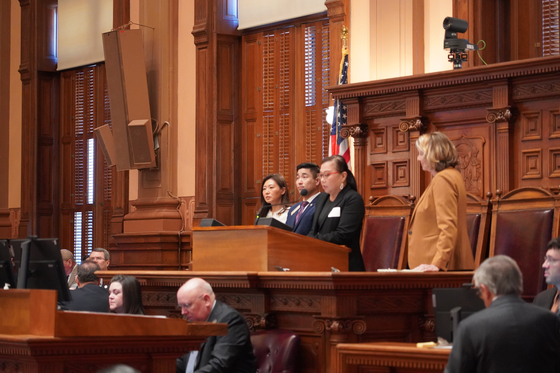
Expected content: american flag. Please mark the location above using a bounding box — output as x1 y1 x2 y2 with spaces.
329 50 350 166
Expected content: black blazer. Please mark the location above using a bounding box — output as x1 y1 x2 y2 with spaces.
308 187 365 271
444 295 560 373
62 283 109 313
534 286 558 310
177 300 256 373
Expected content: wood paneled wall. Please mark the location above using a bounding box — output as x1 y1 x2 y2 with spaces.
330 57 560 202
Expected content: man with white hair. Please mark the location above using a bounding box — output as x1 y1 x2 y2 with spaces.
176 278 255 373
444 255 560 373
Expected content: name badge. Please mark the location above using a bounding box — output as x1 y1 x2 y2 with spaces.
328 207 341 218
290 205 300 216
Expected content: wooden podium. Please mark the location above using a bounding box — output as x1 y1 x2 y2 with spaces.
0 289 227 373
192 225 350 271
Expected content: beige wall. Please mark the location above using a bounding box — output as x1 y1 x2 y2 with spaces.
9 0 21 209
349 0 452 83
424 0 453 73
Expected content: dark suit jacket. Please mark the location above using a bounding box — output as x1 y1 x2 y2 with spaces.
62 283 109 312
285 195 318 236
308 188 365 272
534 286 558 310
177 300 255 373
444 295 560 373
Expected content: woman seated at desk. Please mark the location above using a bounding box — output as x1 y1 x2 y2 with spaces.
257 174 290 224
109 275 145 315
408 132 474 272
308 155 365 272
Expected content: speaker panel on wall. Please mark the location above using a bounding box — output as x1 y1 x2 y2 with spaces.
102 29 156 170
94 124 117 167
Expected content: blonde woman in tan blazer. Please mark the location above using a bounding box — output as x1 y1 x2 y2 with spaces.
407 132 474 272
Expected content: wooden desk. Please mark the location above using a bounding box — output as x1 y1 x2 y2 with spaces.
335 342 450 373
192 225 350 271
97 270 472 373
0 289 227 373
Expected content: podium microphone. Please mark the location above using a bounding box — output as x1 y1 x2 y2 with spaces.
256 189 309 219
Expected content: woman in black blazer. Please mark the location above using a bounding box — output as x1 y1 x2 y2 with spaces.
308 155 365 271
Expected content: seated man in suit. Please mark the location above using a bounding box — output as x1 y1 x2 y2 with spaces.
444 255 560 373
88 247 110 271
534 237 560 314
176 278 255 373
61 261 109 312
285 162 321 235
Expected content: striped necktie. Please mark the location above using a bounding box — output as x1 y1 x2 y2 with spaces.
295 201 309 224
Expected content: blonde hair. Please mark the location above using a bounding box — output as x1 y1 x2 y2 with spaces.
416 132 458 172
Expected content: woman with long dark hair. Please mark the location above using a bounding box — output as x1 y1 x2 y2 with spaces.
108 275 145 315
308 155 365 271
257 173 290 224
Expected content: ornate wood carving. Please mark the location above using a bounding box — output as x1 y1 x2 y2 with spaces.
313 318 366 335
453 135 485 197
358 294 422 312
398 117 427 133
245 313 276 331
340 123 368 140
513 80 560 100
486 108 515 123
423 89 493 111
363 100 406 119
270 295 322 312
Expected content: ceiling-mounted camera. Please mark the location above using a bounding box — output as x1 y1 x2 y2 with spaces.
443 17 478 69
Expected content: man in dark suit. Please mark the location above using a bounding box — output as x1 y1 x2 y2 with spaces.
444 255 560 373
176 278 255 373
62 261 109 312
534 237 560 312
285 162 321 235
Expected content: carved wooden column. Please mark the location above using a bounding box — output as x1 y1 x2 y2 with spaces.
341 98 368 194
487 83 515 194
18 0 58 238
325 0 349 89
400 95 427 199
193 0 240 226
108 0 131 245
313 317 366 373
111 0 186 270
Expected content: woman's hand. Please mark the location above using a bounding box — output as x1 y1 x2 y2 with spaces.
412 264 440 272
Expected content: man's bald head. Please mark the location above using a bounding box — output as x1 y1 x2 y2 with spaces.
177 278 215 321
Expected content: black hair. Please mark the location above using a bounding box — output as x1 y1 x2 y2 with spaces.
258 174 290 217
296 162 320 178
110 275 145 315
77 261 100 284
321 155 357 191
547 237 560 250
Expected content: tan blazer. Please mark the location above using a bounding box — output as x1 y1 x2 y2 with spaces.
407 167 474 270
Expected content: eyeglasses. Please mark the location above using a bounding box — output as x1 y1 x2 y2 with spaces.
319 171 340 181
544 256 560 264
178 294 204 310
